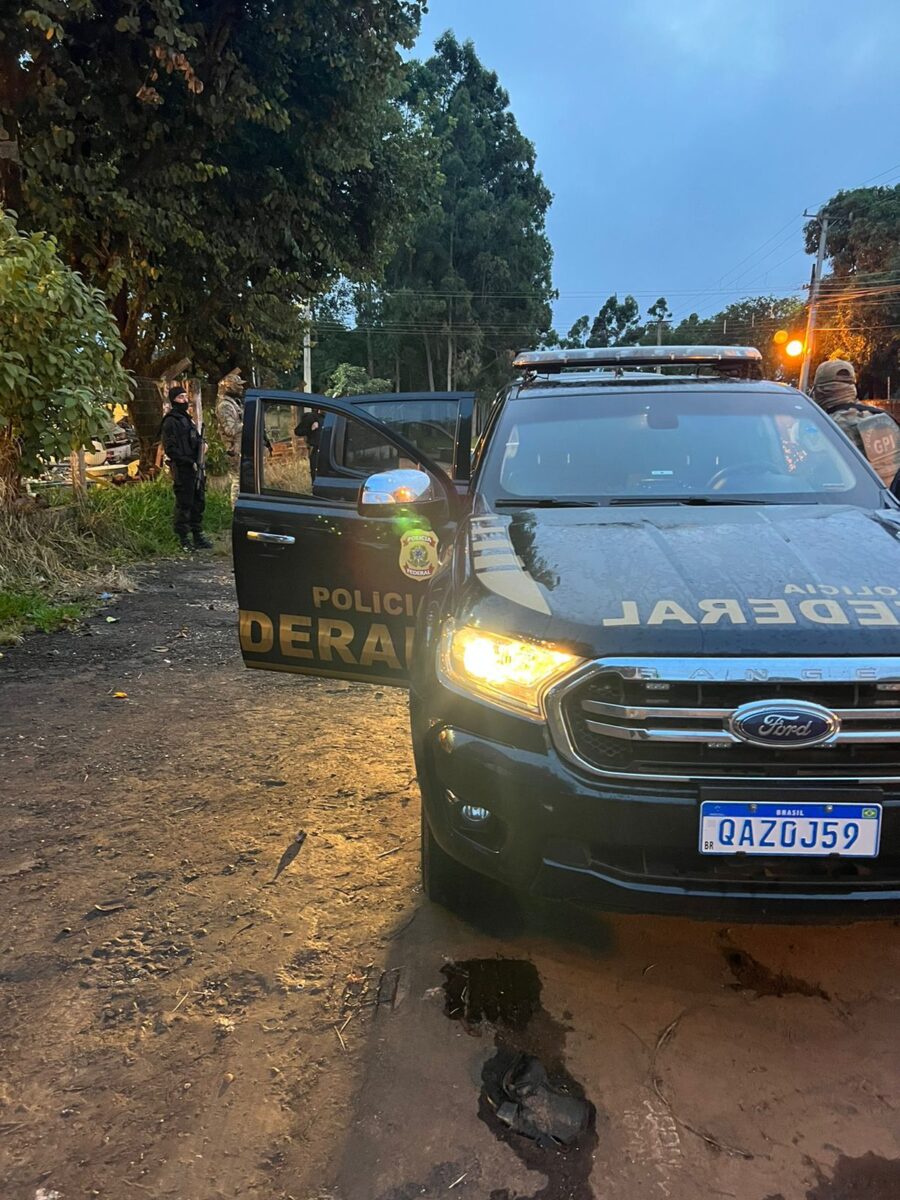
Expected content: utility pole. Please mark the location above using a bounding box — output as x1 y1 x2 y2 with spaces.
798 210 829 393
302 301 312 393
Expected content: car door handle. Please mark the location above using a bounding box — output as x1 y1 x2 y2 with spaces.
246 531 296 545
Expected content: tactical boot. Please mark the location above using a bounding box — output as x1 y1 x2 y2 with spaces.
179 538 194 553
192 532 214 550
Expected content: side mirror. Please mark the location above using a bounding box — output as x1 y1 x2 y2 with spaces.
358 468 441 517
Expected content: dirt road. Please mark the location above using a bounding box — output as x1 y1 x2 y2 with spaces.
2 559 900 1200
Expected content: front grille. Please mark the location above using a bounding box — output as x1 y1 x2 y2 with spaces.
550 658 900 782
584 843 900 888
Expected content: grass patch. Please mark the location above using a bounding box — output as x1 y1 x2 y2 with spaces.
82 476 233 557
0 590 91 645
0 476 233 643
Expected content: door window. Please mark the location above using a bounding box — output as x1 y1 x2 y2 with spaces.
258 398 443 503
343 398 461 477
260 401 322 497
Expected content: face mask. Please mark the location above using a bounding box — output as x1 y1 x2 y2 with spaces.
814 379 857 410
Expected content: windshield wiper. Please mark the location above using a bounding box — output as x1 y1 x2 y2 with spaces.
607 496 768 506
496 495 790 509
494 498 603 508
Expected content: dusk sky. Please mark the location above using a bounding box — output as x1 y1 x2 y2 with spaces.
414 0 900 335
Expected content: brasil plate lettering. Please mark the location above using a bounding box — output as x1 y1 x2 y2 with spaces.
699 801 881 858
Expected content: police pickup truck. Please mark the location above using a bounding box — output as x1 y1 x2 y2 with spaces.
233 346 900 920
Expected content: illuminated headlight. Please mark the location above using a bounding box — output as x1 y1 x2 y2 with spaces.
439 622 583 719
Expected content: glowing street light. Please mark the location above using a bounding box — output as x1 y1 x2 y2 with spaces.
785 338 804 358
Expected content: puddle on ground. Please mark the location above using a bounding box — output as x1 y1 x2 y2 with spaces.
805 1153 900 1200
442 957 541 1028
441 958 598 1200
724 947 829 1000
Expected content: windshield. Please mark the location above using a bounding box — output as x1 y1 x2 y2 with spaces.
479 388 885 507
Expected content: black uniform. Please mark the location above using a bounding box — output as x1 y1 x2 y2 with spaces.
161 405 205 541
295 408 323 478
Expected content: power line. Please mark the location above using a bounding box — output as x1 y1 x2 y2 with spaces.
860 161 900 186
733 248 809 293
722 226 806 290
670 212 809 326
805 162 900 214
716 215 804 288
356 287 801 301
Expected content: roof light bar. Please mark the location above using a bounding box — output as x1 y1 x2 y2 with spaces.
513 345 763 374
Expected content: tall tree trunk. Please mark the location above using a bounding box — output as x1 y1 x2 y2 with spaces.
422 334 435 392
447 332 454 391
127 380 165 478
0 428 23 510
128 406 163 477
0 46 24 215
394 351 400 393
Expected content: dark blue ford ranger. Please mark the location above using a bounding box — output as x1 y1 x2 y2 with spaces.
233 347 900 920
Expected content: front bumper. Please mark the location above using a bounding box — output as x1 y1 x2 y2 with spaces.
414 704 900 922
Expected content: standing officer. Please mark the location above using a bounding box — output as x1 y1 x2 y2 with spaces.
294 406 324 479
216 369 245 505
812 359 900 489
161 385 213 551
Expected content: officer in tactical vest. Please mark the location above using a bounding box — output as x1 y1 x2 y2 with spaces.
216 370 245 505
812 359 900 491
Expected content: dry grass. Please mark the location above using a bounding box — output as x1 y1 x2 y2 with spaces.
0 478 232 642
0 507 131 594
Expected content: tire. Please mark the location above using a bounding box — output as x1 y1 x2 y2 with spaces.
421 805 469 909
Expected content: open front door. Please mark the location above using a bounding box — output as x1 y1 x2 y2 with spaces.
233 391 464 687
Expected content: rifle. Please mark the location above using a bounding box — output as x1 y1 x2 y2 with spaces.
197 421 207 493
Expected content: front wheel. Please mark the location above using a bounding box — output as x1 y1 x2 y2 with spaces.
421 806 471 908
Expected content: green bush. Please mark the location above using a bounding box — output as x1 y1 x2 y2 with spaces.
203 420 230 476
0 212 129 503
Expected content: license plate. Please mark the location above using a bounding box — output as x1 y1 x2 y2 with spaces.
699 801 881 857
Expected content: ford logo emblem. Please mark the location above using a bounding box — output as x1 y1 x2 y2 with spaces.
729 700 840 749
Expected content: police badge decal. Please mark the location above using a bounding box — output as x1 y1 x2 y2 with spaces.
399 530 439 581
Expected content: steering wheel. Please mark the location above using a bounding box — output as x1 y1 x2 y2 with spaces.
706 461 784 492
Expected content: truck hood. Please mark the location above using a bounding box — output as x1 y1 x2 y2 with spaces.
463 504 900 657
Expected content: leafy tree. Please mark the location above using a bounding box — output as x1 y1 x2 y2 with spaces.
804 185 900 395
369 33 554 393
326 364 392 398
666 295 804 377
547 295 654 350
545 293 803 377
0 213 129 505
644 296 673 343
1 1 431 466
563 316 591 348
587 294 642 347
